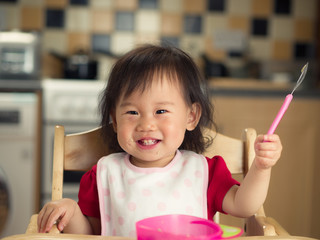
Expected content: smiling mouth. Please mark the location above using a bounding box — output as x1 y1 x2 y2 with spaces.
138 139 160 146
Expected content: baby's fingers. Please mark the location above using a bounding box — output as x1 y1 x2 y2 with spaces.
38 205 64 233
263 134 281 144
37 207 47 232
38 206 55 233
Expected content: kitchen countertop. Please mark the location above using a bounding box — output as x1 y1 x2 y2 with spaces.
209 78 320 98
0 79 42 92
1 78 319 98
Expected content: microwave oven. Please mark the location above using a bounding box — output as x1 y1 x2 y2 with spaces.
0 31 41 80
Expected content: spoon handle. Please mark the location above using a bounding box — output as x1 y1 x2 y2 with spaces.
267 94 293 135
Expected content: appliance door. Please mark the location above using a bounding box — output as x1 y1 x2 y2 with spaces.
42 123 99 207
0 92 37 237
0 167 9 236
0 141 36 237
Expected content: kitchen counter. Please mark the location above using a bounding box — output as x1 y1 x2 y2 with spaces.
1 78 319 98
208 78 320 98
0 80 42 92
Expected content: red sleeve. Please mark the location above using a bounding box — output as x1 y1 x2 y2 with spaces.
78 164 100 218
206 156 240 220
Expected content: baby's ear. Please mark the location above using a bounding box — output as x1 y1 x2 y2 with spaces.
186 103 201 131
110 113 117 132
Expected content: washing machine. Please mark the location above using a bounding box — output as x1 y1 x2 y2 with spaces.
0 92 38 237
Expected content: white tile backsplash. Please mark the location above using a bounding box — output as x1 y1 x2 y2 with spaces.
66 8 91 32
270 17 294 40
136 10 160 34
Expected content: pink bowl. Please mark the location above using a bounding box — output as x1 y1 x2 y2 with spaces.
136 214 232 240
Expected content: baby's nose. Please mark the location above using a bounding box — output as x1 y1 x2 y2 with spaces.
137 117 156 131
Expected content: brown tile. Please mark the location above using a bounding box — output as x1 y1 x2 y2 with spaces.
42 53 64 78
252 0 273 17
204 37 227 61
115 0 137 10
272 40 292 60
67 32 90 54
183 0 205 13
20 6 43 30
161 0 183 12
20 0 44 6
228 0 251 15
91 9 114 33
161 13 182 36
294 19 314 41
228 16 250 33
45 0 68 8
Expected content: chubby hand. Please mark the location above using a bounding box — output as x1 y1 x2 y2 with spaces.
254 134 282 170
37 198 77 233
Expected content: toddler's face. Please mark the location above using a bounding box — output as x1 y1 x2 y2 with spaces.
111 76 200 168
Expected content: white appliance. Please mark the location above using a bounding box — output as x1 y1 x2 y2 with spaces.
0 31 41 80
41 79 106 206
0 92 38 237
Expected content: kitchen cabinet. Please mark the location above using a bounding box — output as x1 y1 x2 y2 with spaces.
210 86 320 238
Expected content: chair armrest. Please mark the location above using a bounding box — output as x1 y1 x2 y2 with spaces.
246 214 277 236
25 214 38 233
266 217 290 236
245 213 289 236
25 214 60 234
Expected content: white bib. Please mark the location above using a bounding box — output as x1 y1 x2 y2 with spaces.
96 150 209 237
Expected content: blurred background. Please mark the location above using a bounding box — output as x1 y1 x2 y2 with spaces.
0 0 319 84
0 0 319 239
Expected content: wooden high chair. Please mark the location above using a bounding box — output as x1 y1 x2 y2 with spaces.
25 125 289 237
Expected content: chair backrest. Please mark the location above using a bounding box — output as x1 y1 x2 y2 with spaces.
51 125 256 202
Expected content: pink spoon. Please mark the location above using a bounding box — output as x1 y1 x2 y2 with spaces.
267 63 308 135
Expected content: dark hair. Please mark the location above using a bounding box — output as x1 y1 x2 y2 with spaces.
99 44 215 153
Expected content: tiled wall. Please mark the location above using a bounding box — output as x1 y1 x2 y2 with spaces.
0 0 318 79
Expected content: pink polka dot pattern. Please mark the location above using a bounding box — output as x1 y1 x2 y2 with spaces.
142 188 152 197
97 150 207 237
157 202 167 211
104 188 110 196
118 216 124 225
170 171 178 178
128 178 136 185
195 170 202 178
105 214 111 222
108 174 115 183
184 178 192 187
128 202 136 211
117 191 125 199
129 230 136 237
156 181 165 187
113 158 120 165
172 190 180 199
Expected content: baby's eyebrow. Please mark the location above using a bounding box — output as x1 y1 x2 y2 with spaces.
119 101 134 108
155 101 175 106
119 101 176 108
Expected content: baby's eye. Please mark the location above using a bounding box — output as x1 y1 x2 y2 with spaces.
126 110 138 115
156 109 167 114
